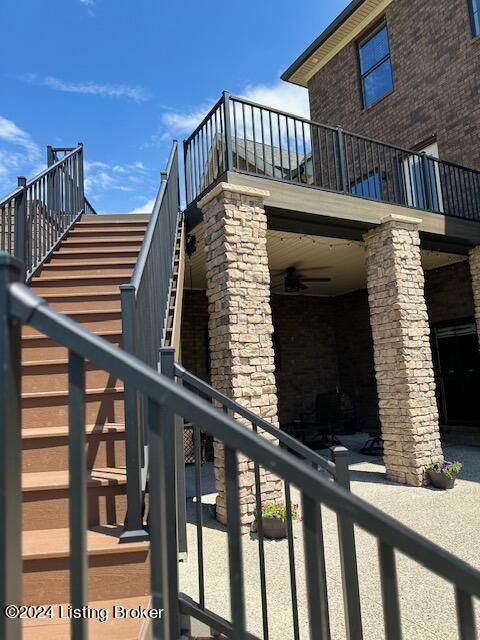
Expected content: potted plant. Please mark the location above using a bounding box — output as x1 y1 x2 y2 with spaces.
260 501 299 539
426 460 462 490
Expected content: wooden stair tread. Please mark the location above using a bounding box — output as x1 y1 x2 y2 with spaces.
62 237 145 244
33 308 120 317
22 329 121 341
23 385 124 400
23 424 125 439
23 467 127 492
72 226 148 234
54 245 141 253
32 274 129 283
22 595 150 640
23 524 147 559
39 293 121 303
43 260 137 268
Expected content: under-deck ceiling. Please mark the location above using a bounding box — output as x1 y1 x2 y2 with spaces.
185 227 465 297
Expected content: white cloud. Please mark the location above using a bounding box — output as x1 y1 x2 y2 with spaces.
84 159 152 200
80 0 94 4
23 74 149 102
160 81 309 136
0 116 41 185
127 198 156 214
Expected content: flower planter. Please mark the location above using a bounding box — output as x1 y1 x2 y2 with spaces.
262 517 288 540
427 470 458 490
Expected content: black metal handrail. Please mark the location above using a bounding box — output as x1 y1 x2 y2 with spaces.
120 140 181 542
0 143 96 279
174 363 336 475
1 253 479 640
184 92 480 221
173 362 361 639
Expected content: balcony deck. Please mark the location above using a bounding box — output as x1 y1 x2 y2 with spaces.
184 93 480 251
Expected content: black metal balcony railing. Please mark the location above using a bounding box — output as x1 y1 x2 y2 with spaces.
0 143 96 280
184 92 480 221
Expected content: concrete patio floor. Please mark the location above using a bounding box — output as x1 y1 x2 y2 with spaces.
179 435 480 639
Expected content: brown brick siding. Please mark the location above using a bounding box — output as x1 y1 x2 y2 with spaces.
180 289 210 383
424 259 474 323
308 0 480 170
334 290 380 430
271 294 339 424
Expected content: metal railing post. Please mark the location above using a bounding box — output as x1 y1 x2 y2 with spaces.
223 91 234 172
77 142 85 212
331 446 363 640
421 153 433 211
336 127 348 192
0 253 24 640
150 346 180 640
120 284 148 542
159 347 188 558
14 177 27 267
183 140 191 205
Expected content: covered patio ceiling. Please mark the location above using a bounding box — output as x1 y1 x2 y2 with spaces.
185 226 466 297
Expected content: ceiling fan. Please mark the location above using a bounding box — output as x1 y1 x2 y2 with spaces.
271 266 331 293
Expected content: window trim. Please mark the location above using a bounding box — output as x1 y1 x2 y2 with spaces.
468 0 480 36
358 22 394 109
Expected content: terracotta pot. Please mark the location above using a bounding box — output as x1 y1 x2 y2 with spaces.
262 517 288 539
427 470 457 490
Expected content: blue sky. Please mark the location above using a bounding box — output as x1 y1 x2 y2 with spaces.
1 0 350 213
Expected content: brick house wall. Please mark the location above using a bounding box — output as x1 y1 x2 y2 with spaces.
334 290 380 430
424 260 475 323
308 0 480 170
180 289 210 383
270 294 339 424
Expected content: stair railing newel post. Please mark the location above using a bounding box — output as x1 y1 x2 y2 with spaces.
119 283 148 542
151 347 180 640
0 253 24 640
331 446 364 640
223 91 234 173
13 177 27 270
77 142 85 214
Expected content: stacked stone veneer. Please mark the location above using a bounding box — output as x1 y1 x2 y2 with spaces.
364 215 443 486
197 183 282 530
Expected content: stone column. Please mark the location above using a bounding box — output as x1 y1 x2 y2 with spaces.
469 246 480 347
197 182 281 530
363 214 443 486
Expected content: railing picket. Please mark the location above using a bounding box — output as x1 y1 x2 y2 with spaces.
378 541 402 640
68 351 88 640
331 447 363 640
284 478 301 640
194 424 206 607
0 255 23 640
148 391 180 640
455 588 477 640
302 492 331 640
252 423 269 640
225 445 247 639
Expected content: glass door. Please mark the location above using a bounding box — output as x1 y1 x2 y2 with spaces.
433 320 480 425
403 142 444 212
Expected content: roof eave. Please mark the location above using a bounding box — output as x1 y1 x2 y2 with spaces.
281 0 368 85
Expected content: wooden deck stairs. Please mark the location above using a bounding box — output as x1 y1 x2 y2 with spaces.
21 214 153 640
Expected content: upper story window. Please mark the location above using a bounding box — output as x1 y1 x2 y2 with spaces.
358 24 393 108
469 0 480 35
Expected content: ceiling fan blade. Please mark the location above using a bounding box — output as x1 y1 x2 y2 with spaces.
301 277 332 283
